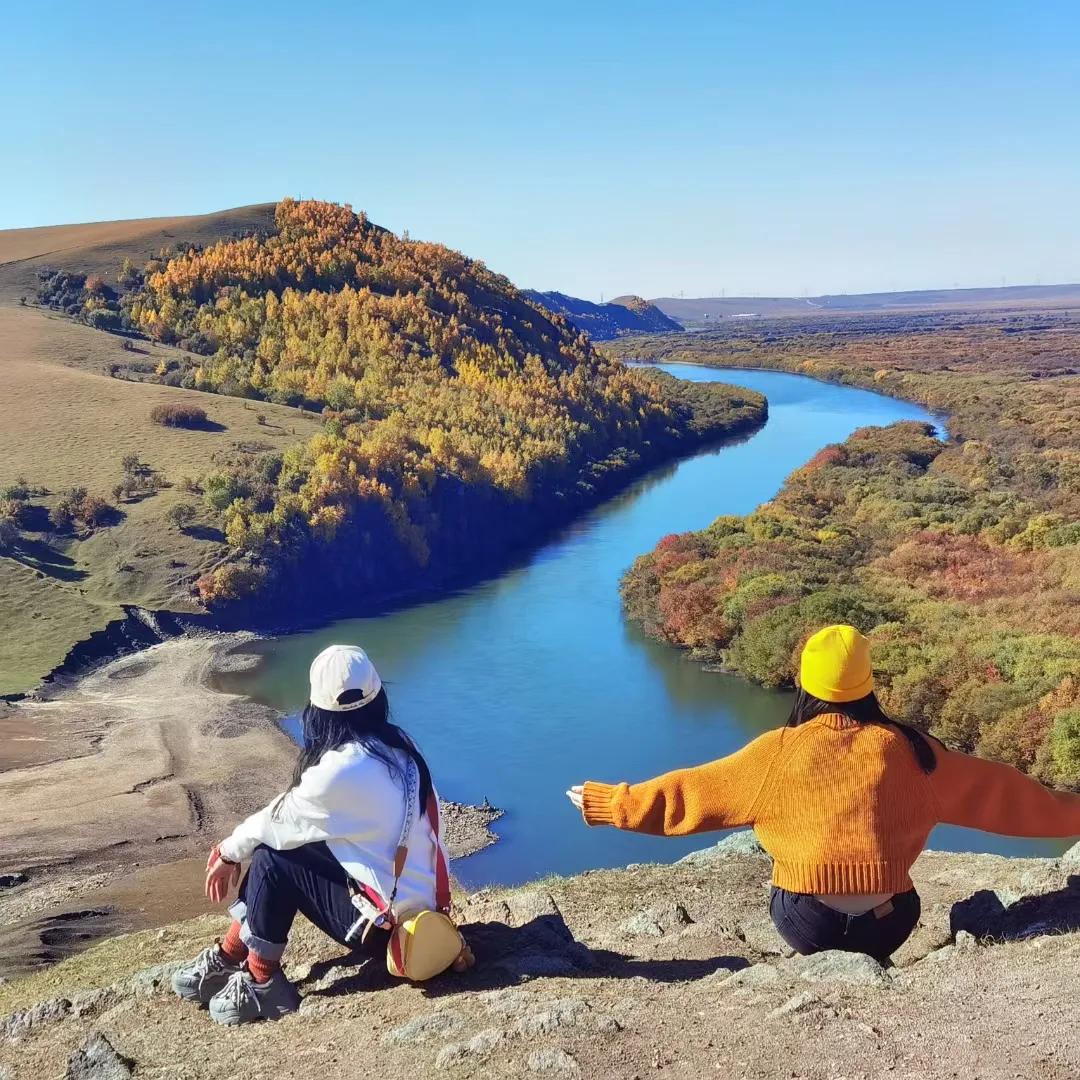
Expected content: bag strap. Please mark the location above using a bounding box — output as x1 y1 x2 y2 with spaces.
386 758 451 919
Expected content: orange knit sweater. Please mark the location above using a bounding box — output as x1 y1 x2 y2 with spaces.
582 716 1080 894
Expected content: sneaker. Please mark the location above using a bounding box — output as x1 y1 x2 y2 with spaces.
171 944 244 1004
209 969 300 1025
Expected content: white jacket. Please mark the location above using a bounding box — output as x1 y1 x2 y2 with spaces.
219 742 442 917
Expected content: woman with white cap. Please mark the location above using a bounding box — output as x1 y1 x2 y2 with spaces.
172 644 448 1024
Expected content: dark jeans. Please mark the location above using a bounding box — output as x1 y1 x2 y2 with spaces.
769 886 921 963
229 842 385 963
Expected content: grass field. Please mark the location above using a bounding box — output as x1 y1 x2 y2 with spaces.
0 207 323 694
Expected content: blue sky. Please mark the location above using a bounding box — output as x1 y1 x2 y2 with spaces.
3 1 1080 298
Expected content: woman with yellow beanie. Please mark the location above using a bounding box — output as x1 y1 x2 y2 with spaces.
567 624 1080 962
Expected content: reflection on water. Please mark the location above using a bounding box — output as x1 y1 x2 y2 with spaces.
218 366 1066 885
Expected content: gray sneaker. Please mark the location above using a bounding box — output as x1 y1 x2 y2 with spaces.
171 944 243 1004
209 969 300 1025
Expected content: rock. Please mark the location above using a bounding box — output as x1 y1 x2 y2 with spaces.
526 1048 580 1073
506 890 562 926
617 902 692 938
789 950 891 986
385 1012 462 1044
954 930 980 953
2 997 72 1040
716 962 782 989
734 913 790 957
595 1014 623 1034
70 987 122 1018
678 830 765 863
1062 840 1080 869
769 990 821 1019
128 962 182 997
434 1028 505 1067
65 1033 133 1080
0 872 28 889
513 998 589 1036
483 988 536 1017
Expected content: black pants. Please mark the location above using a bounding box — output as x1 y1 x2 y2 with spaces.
229 842 385 962
769 886 920 963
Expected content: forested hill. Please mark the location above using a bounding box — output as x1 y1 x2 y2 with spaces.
16 199 764 621
525 290 682 339
608 312 1080 786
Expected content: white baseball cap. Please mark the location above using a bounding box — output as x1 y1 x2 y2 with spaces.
309 644 383 711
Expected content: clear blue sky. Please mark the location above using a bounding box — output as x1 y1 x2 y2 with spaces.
3 1 1080 299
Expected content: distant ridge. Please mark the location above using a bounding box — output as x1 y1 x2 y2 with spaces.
654 282 1080 325
525 290 682 340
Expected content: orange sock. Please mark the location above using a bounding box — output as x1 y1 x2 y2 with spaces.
246 950 277 985
219 921 248 964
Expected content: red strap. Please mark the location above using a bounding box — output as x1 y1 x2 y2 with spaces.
426 793 451 913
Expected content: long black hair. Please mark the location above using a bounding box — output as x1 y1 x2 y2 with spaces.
786 687 938 773
278 686 433 814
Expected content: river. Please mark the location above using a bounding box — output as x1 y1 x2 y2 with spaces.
215 364 1066 885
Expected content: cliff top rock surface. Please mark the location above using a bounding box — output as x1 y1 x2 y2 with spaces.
3 837 1079 1079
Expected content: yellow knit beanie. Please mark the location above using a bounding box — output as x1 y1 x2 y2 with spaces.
799 624 874 703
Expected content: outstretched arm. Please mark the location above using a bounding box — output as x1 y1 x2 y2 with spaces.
930 745 1080 838
570 731 780 837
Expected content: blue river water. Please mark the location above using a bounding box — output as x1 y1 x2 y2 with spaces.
216 364 1067 885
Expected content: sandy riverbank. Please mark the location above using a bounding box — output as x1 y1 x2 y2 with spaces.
0 635 502 978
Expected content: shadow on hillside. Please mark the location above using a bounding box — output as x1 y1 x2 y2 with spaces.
299 913 750 1000
182 524 225 543
950 876 1080 941
10 538 88 582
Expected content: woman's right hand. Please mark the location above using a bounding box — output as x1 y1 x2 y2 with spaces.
205 845 241 904
566 785 585 813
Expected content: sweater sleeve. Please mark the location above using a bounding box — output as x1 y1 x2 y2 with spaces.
930 746 1080 838
219 749 373 862
581 731 780 836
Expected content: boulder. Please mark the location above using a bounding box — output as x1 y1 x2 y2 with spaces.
788 950 890 986
434 1028 505 1067
384 1012 462 1044
526 1048 580 1073
1062 840 1080 870
65 1033 133 1080
678 830 765 863
617 902 693 938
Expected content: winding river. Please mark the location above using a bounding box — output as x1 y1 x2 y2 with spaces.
216 365 1065 885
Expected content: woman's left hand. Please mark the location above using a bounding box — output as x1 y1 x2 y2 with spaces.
205 845 241 904
566 785 585 812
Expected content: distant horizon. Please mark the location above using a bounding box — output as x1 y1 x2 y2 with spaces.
4 3 1080 299
6 199 1080 306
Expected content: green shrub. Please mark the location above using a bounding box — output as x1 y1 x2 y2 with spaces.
150 403 209 428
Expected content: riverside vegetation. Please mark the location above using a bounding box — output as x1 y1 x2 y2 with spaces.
0 201 763 692
609 310 1080 787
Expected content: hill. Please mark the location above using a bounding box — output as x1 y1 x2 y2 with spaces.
2 837 1078 1078
654 283 1080 327
524 289 682 339
607 308 1080 786
0 201 765 695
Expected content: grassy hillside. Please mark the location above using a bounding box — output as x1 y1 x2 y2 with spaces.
0 201 763 694
0 208 315 693
607 311 1080 786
